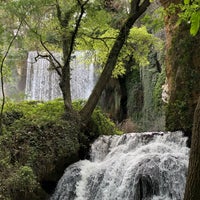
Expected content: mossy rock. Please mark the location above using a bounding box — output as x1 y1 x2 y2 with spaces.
0 99 120 199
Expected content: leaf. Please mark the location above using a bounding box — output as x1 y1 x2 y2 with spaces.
190 12 200 36
184 0 190 5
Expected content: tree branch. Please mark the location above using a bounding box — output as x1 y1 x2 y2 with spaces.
66 0 90 64
82 33 116 51
39 37 62 77
35 51 62 74
55 0 62 23
80 0 150 122
0 21 22 134
131 0 140 13
23 19 62 77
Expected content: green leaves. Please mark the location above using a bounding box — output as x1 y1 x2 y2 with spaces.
190 11 200 35
112 26 161 78
184 0 190 5
181 0 200 36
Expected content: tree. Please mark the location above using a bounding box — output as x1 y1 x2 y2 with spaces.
180 0 200 36
80 0 151 122
160 0 200 135
184 96 200 199
182 0 200 199
3 0 151 124
0 3 22 134
159 1 200 197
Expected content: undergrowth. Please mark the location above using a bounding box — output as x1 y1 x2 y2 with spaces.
0 98 120 199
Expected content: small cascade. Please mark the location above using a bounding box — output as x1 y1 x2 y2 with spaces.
25 51 96 101
51 131 189 200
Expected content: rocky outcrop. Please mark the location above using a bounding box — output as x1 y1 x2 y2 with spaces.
160 0 200 136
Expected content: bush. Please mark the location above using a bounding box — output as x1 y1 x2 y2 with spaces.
7 166 38 194
0 99 120 199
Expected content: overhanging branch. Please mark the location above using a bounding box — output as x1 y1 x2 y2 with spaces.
39 38 62 77
23 19 63 77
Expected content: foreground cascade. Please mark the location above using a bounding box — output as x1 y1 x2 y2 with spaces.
51 131 189 200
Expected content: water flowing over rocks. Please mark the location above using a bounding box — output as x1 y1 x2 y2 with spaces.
51 131 189 200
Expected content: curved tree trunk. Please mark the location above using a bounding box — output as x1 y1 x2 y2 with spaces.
80 0 150 123
184 96 200 200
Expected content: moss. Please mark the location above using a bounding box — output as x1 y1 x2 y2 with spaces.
5 166 39 199
73 100 122 137
0 99 120 199
90 108 122 136
126 68 143 122
126 51 165 131
166 24 200 133
153 69 166 110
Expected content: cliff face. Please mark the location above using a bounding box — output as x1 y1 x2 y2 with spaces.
99 51 166 132
160 0 200 135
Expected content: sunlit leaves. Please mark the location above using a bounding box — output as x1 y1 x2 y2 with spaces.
82 24 161 78
190 11 200 35
92 28 118 64
114 26 161 77
76 7 115 63
184 0 190 5
1 0 162 80
180 0 200 36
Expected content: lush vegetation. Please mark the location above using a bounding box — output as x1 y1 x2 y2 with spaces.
0 99 120 199
0 0 199 199
180 0 200 36
0 0 154 127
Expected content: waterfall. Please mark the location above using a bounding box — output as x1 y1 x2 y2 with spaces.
25 51 95 101
51 131 189 200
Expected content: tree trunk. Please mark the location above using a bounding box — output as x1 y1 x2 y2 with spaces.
184 96 200 200
80 0 150 123
160 0 200 135
59 35 72 112
57 1 87 114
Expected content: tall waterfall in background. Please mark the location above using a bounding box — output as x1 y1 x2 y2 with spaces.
25 51 96 101
51 131 189 200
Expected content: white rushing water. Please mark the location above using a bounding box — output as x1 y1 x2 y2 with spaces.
51 131 189 200
25 51 95 101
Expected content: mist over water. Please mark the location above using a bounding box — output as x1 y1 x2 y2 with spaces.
51 131 189 200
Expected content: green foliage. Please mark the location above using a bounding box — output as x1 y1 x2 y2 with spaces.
91 108 122 136
0 99 80 199
153 69 166 110
4 99 64 125
190 11 200 35
184 0 190 4
7 166 38 193
0 99 120 198
141 7 165 33
179 0 200 36
82 24 162 78
72 100 122 136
